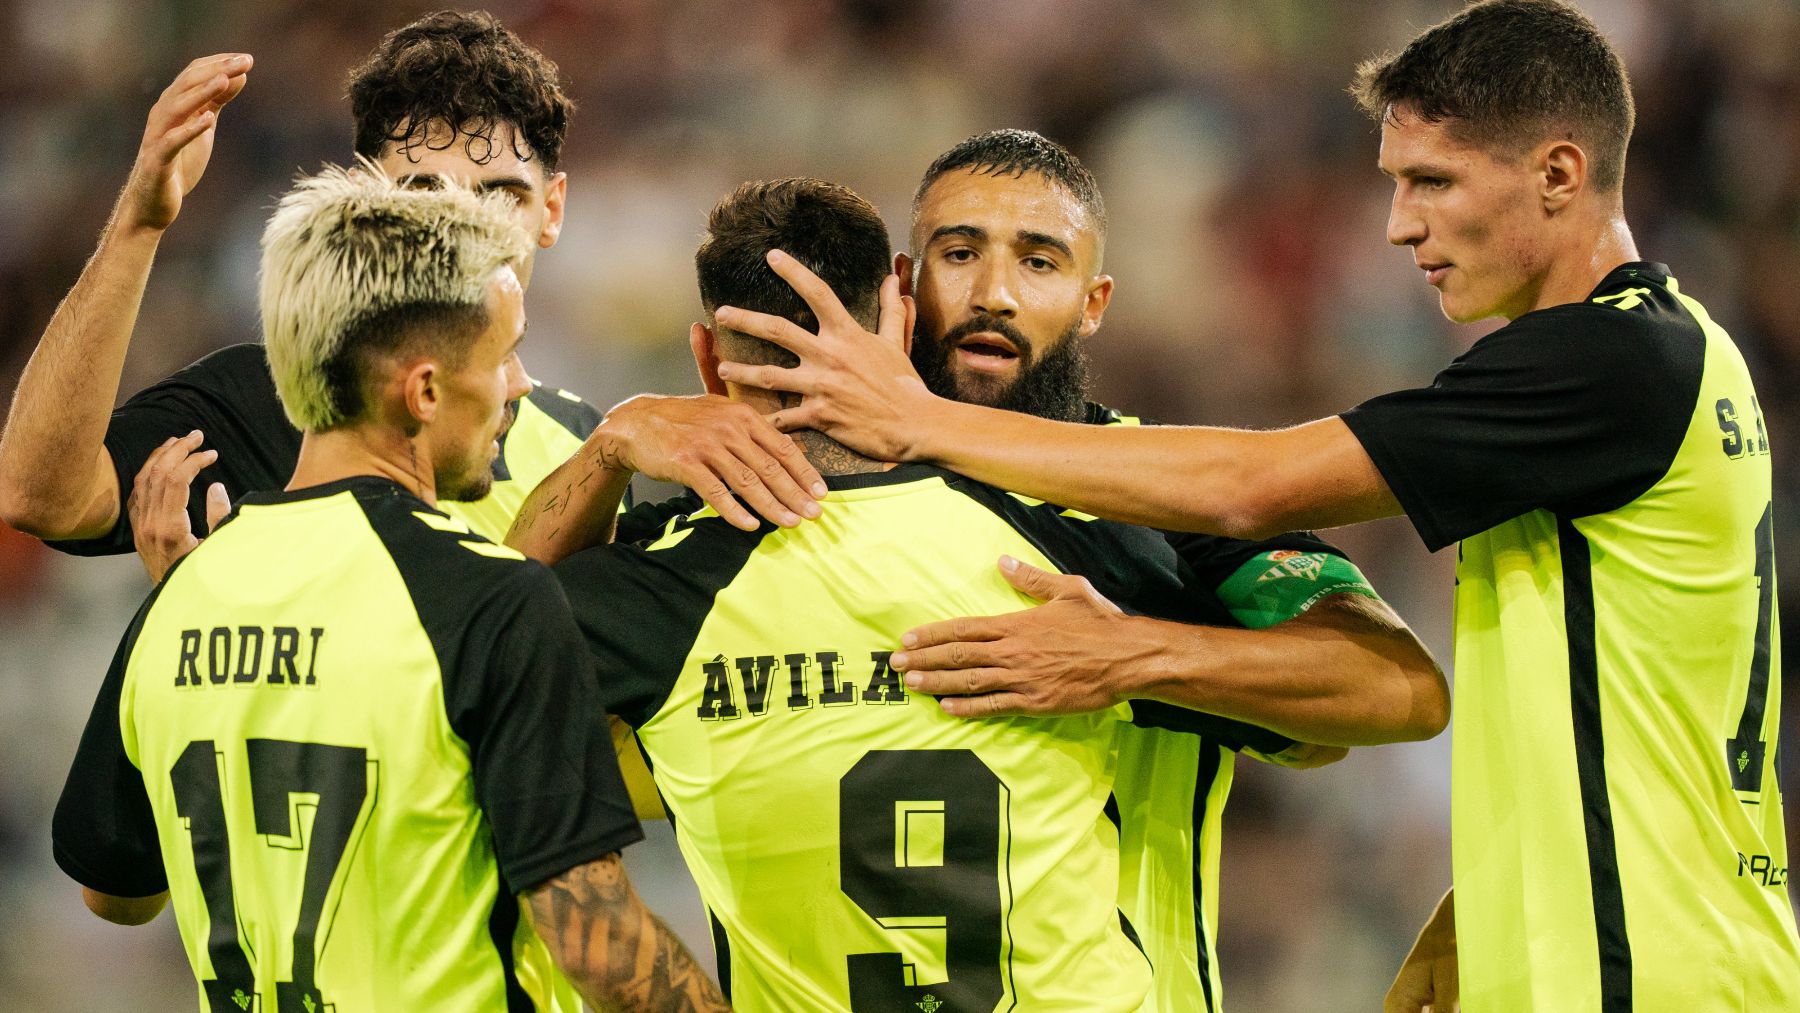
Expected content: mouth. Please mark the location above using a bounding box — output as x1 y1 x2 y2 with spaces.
954 332 1022 374
1418 261 1452 286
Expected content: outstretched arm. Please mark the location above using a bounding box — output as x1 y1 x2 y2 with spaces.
525 855 731 1012
0 53 250 539
711 251 1401 538
894 557 1448 746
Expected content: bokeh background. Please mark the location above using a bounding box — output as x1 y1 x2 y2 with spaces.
2 0 1797 1008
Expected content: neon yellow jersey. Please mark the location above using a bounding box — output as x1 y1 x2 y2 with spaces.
556 465 1294 1012
1344 262 1800 1011
1091 402 1379 1013
48 342 604 556
53 477 641 1012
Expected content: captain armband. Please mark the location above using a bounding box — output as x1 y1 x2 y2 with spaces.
1215 550 1379 629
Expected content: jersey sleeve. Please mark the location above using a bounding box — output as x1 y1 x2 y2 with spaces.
47 344 300 557
1339 304 1702 551
1127 701 1296 755
612 491 704 546
443 567 644 893
552 516 760 727
52 614 166 898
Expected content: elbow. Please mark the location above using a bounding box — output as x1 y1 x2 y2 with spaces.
1395 666 1451 743
82 887 167 926
0 485 68 539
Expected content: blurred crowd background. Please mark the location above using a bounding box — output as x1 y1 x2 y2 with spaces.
2 0 1796 1008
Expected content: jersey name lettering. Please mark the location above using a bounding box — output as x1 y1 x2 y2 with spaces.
174 626 325 688
696 650 908 720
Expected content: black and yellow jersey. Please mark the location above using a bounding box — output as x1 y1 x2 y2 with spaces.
1085 402 1379 1013
557 464 1292 1012
608 408 1382 1013
46 342 604 554
53 476 641 1012
1343 262 1800 1011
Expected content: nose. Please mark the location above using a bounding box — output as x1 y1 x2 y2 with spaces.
971 257 1020 320
504 352 531 401
1386 186 1425 248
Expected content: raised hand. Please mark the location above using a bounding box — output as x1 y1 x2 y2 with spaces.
712 250 941 462
121 53 252 232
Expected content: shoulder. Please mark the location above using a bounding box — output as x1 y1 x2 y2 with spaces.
938 471 1189 614
521 381 602 439
356 485 559 626
1467 266 1702 386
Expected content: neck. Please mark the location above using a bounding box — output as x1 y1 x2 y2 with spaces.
1524 206 1640 316
730 384 890 477
289 426 437 505
792 429 891 477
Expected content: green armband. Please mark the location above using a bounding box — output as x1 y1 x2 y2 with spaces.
1215 550 1379 629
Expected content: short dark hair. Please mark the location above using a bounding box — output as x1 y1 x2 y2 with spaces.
913 129 1106 238
348 10 574 173
1351 0 1634 192
696 179 892 365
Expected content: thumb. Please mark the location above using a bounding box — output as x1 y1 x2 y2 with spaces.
205 483 231 532
997 555 1069 602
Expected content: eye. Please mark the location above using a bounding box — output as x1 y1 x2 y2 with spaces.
942 247 976 263
1023 255 1056 272
1417 176 1450 192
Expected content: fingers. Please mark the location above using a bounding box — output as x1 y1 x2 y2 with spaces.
764 249 859 332
714 360 811 394
902 665 1013 698
711 305 820 358
877 273 907 347
159 53 252 102
726 431 822 522
688 474 762 532
152 56 250 135
765 405 818 434
156 110 217 159
938 692 1031 719
900 614 1009 652
996 555 1077 602
204 482 231 532
750 424 828 499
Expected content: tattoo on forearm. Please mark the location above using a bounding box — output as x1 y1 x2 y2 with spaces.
528 856 730 1012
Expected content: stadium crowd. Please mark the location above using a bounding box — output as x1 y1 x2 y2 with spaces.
1 0 1796 1008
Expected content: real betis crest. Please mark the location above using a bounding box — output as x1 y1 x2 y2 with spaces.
916 995 944 1013
1257 550 1325 583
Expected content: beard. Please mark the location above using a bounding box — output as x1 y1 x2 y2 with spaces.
439 402 513 502
912 312 1090 423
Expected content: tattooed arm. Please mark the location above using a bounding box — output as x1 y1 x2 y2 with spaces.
506 393 822 563
526 854 731 1012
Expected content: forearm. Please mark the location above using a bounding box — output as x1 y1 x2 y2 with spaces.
505 437 634 564
527 856 729 1012
0 220 160 537
911 402 1396 537
1118 596 1448 746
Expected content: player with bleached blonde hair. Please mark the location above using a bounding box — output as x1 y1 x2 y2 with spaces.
51 166 729 1013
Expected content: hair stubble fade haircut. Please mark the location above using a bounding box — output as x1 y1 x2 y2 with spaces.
1350 0 1635 193
911 128 1107 258
696 178 893 368
348 9 574 173
260 162 530 432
